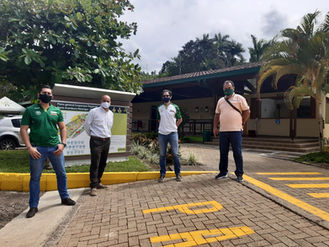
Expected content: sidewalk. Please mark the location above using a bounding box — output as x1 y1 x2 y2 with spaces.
2 144 329 246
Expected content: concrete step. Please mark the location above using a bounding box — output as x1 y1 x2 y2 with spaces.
204 137 319 153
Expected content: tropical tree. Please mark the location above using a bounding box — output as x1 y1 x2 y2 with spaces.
0 0 142 99
160 33 245 77
248 35 270 62
257 11 329 150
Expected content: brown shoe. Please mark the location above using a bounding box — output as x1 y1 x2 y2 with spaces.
90 188 97 196
96 183 108 189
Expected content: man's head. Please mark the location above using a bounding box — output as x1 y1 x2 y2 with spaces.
162 89 172 104
38 85 53 103
101 95 111 109
223 80 235 96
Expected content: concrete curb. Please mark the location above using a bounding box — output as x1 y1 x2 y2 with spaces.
0 171 217 191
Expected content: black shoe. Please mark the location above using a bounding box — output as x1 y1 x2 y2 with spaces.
26 207 38 218
61 197 76 206
176 175 182 182
237 175 244 182
215 173 228 180
158 175 165 183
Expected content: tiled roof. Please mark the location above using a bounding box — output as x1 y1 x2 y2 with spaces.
142 62 260 85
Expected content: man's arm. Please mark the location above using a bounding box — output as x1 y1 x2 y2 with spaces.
54 121 66 156
213 113 220 137
20 125 41 159
176 118 182 127
84 111 93 136
242 109 250 125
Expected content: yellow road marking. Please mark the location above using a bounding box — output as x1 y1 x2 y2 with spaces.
257 172 322 175
142 200 223 215
270 177 329 181
150 226 254 246
287 184 329 188
308 193 329 198
243 174 329 222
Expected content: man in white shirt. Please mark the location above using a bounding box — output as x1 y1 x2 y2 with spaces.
84 95 114 196
157 89 183 183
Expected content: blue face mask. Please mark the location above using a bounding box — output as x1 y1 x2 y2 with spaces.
163 97 170 103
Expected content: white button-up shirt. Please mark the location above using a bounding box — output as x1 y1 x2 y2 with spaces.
84 106 113 138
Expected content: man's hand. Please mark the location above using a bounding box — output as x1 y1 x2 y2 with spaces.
213 128 219 137
28 147 41 160
53 143 65 156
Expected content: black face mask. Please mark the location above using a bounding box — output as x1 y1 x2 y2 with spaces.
39 94 52 103
162 97 170 103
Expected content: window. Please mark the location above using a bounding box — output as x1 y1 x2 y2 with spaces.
260 97 314 119
11 119 21 128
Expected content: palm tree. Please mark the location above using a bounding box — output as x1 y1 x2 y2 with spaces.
257 11 329 151
248 35 270 62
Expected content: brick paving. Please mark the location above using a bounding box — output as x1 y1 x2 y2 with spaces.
56 173 329 246
49 144 329 246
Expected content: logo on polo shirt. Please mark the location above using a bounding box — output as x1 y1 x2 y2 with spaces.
50 111 58 116
35 111 41 115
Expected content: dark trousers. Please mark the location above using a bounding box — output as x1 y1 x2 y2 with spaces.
90 137 111 188
219 131 244 176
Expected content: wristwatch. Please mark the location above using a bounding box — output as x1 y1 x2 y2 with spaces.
60 142 67 148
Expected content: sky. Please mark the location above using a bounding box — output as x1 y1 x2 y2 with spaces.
121 0 328 73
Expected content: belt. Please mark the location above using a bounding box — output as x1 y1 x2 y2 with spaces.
91 136 110 141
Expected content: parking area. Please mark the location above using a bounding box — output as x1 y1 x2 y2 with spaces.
56 174 329 246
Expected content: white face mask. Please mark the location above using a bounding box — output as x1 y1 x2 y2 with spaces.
101 102 110 109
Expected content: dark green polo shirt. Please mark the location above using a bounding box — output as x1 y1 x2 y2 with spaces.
21 104 64 147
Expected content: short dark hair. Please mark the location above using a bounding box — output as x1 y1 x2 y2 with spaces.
39 85 52 93
162 89 172 97
223 80 235 88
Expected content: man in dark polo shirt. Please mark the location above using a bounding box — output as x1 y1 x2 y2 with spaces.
20 85 76 218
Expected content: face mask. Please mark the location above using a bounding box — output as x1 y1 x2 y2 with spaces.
39 94 52 103
101 102 110 108
162 97 170 103
224 88 234 96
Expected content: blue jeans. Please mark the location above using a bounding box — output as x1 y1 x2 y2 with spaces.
219 131 244 176
158 132 181 176
29 146 69 208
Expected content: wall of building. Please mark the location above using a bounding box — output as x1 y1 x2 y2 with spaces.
248 118 318 137
132 97 215 132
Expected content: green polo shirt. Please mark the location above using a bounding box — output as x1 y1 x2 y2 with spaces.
21 104 64 147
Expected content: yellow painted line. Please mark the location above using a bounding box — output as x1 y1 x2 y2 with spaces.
270 177 329 181
257 172 322 175
308 193 329 198
150 226 254 246
287 184 329 188
243 174 329 222
143 201 222 215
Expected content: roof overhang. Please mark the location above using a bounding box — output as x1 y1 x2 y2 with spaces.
53 84 136 102
143 64 260 88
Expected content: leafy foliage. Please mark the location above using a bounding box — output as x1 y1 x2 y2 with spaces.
0 0 142 98
248 35 271 62
160 33 245 76
258 11 329 110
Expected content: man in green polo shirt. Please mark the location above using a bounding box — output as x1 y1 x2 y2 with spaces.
20 85 76 218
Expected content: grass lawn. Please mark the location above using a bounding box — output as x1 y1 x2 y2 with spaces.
0 150 150 173
294 152 329 164
181 136 203 143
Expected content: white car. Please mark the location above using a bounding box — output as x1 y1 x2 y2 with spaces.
0 115 25 150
